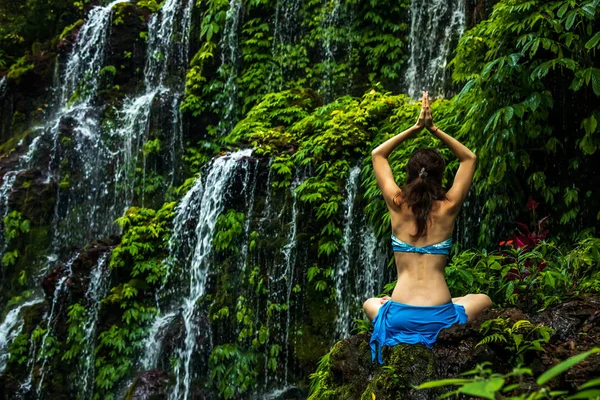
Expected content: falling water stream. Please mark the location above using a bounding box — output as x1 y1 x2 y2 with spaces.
0 297 44 373
334 166 361 338
157 150 253 400
405 0 466 98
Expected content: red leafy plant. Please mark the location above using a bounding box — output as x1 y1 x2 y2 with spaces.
500 198 550 281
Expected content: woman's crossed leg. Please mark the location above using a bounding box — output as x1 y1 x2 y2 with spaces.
363 294 492 323
452 293 492 322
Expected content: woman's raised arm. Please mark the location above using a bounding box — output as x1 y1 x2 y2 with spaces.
422 92 476 213
371 92 429 207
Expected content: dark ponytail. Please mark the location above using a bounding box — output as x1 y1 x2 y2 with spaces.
395 148 447 237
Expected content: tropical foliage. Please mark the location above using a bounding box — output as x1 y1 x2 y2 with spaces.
418 347 600 400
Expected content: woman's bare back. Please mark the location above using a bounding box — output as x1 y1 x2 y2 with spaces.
389 199 457 305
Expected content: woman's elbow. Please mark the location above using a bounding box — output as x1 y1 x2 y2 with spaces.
462 152 476 162
371 148 385 158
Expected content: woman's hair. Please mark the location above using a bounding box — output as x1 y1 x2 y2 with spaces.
394 148 447 237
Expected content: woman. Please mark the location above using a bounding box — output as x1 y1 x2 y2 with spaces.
364 91 492 364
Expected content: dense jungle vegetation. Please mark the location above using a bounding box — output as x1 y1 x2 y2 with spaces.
0 0 599 399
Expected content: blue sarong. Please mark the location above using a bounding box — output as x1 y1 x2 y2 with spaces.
370 300 468 364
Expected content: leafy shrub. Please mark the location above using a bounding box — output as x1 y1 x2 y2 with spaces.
418 347 600 399
477 318 553 365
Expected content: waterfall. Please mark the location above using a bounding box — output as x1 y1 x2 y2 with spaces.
111 89 159 209
138 158 213 370
216 0 243 135
270 0 302 91
0 296 44 373
139 311 178 370
405 0 466 99
167 92 185 187
320 0 343 102
59 0 129 105
144 0 194 88
79 251 112 399
0 76 7 99
153 149 253 400
282 179 300 385
334 166 361 339
33 252 80 396
26 0 126 254
357 222 388 304
0 170 20 256
111 0 195 208
240 160 259 273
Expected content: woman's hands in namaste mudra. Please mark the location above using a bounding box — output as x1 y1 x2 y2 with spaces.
415 91 435 132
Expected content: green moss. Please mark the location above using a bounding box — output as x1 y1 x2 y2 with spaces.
112 2 136 26
0 130 27 154
308 334 438 400
58 19 84 40
59 174 70 189
7 56 34 81
100 65 117 76
136 0 161 13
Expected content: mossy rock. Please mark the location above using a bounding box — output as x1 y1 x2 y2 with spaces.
308 332 439 400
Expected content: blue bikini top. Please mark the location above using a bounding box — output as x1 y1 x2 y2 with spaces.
391 234 452 255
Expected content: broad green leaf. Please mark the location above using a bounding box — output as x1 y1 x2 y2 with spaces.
579 378 600 390
565 11 577 30
537 348 600 385
566 389 600 399
585 32 600 49
459 378 505 400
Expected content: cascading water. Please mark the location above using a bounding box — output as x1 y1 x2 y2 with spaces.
239 160 259 273
36 0 130 252
0 76 7 99
78 251 112 399
269 0 302 91
320 0 343 102
138 158 212 371
282 178 300 386
216 0 243 135
59 1 128 105
111 0 195 207
0 296 44 373
144 0 194 88
33 252 80 396
139 149 252 400
334 166 361 339
357 222 388 303
0 170 19 255
405 0 466 98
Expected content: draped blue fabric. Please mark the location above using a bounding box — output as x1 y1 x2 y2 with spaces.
391 234 452 255
369 300 468 364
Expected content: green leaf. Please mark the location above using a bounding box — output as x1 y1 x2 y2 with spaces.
566 389 600 399
591 69 600 96
537 348 600 385
417 379 472 389
579 377 600 390
565 11 577 30
458 378 505 400
557 3 569 18
585 32 600 49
